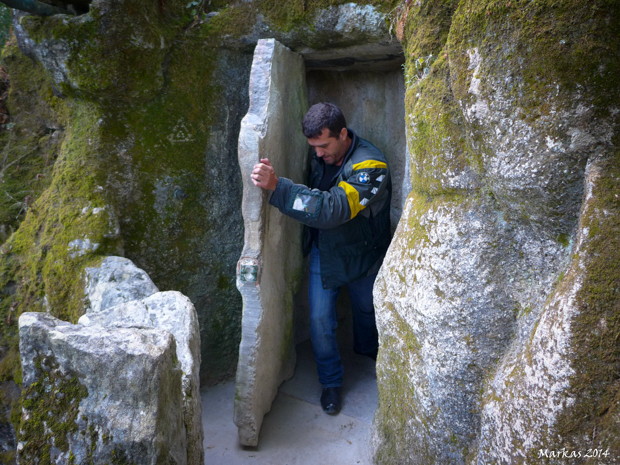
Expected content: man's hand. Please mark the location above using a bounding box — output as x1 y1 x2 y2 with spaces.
251 158 279 191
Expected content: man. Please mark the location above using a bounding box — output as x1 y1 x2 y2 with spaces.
251 102 391 415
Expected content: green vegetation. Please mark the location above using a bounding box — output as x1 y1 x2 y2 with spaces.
0 39 65 244
18 355 88 463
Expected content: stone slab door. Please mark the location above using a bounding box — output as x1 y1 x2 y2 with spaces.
234 38 308 447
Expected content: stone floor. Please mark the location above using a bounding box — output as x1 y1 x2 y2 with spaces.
201 339 378 465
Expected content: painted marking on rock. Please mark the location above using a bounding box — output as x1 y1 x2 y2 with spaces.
168 120 194 143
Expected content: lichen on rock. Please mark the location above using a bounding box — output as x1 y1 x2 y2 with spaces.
372 0 620 463
18 311 187 464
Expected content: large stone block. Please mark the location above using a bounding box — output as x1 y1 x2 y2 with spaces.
84 256 159 314
18 312 186 464
474 156 620 463
371 192 564 464
234 38 308 446
79 290 204 465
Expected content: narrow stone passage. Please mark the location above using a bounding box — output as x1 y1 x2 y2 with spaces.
201 339 378 464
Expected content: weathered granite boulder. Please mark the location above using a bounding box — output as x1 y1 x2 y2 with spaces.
84 256 159 314
79 289 204 465
18 312 187 464
371 1 620 464
475 158 620 462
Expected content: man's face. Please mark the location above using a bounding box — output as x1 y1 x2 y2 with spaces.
307 127 349 166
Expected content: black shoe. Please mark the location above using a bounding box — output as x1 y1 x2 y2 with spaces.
321 387 341 415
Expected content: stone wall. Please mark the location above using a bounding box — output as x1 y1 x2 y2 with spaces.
371 1 620 463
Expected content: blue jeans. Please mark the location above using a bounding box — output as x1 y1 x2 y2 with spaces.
308 245 379 388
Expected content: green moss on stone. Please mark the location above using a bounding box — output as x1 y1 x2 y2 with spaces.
406 54 477 196
0 39 66 244
448 0 620 115
96 21 244 384
394 0 478 199
110 448 136 465
556 233 570 248
201 3 257 40
0 41 122 449
255 0 399 33
3 99 120 322
18 355 88 463
554 147 620 456
20 0 188 103
0 71 121 451
373 299 434 465
0 450 16 464
202 0 402 48
0 345 20 383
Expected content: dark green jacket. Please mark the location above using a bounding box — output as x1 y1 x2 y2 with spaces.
269 129 392 289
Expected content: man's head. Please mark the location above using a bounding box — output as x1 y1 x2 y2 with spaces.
302 103 351 166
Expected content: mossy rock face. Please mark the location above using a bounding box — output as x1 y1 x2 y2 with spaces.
474 149 620 463
97 39 251 384
6 0 254 388
0 39 65 245
14 0 188 103
372 0 620 464
448 0 619 237
372 189 566 464
0 47 121 424
18 354 89 463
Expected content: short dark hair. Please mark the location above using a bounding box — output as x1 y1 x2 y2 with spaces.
302 102 347 139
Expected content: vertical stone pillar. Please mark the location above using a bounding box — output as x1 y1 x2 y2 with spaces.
234 38 308 446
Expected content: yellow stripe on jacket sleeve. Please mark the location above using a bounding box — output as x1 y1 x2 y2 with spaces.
352 160 387 171
339 181 365 219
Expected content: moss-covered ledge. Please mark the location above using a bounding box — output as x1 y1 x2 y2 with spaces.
0 39 65 242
